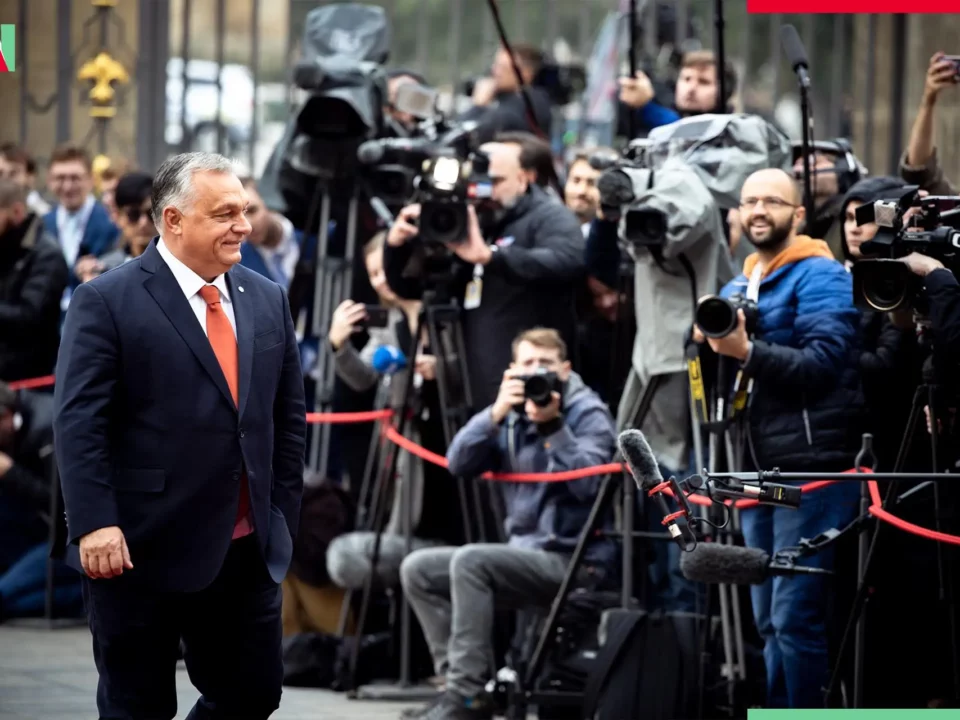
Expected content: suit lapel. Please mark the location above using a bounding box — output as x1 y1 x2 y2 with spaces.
140 242 236 410
227 269 254 420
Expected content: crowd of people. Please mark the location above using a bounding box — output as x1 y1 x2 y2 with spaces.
0 42 959 719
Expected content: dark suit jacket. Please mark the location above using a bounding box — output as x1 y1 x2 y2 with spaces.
53 238 307 592
43 202 120 287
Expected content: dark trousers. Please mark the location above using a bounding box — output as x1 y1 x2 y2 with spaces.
82 535 283 720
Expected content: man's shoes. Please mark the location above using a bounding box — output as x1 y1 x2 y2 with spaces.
413 691 494 720
400 691 443 719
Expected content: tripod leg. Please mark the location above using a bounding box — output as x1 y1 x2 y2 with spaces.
522 472 619 689
827 385 926 705
308 191 333 472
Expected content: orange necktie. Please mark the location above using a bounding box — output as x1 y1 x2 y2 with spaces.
199 284 252 539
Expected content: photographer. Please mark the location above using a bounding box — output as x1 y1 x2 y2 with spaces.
383 142 586 409
693 168 863 708
399 328 616 720
462 44 553 142
840 176 921 470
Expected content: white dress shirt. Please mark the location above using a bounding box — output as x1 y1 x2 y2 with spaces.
56 194 96 267
157 238 237 339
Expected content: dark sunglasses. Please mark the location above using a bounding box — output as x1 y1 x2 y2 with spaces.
122 206 153 224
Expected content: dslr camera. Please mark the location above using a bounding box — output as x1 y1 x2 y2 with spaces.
513 368 563 412
695 293 759 339
852 186 960 312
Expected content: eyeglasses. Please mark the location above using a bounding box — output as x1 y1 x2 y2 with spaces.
122 205 153 224
739 197 797 210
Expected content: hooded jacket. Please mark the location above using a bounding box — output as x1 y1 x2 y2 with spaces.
720 236 864 471
839 177 921 469
445 371 617 570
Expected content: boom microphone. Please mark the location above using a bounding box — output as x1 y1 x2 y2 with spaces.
779 24 811 89
680 543 832 585
617 429 694 550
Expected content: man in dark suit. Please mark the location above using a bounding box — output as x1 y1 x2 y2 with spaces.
53 151 307 719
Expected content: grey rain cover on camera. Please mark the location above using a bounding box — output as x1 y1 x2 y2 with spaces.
644 113 793 210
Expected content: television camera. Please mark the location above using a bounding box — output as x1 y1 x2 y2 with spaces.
356 88 495 248
852 186 960 312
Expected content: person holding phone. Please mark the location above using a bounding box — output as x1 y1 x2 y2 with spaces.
322 233 465 596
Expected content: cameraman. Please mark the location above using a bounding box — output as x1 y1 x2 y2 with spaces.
694 168 863 709
400 328 616 720
900 252 960 368
462 44 553 142
383 142 585 409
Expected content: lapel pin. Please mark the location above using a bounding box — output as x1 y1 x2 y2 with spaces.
238 286 244 293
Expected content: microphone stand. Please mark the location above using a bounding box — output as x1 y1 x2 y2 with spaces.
713 0 726 113
626 0 638 140
796 73 816 227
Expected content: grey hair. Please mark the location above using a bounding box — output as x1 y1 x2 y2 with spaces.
151 151 237 228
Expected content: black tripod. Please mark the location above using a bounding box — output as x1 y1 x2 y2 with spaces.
827 356 960 707
343 286 504 697
499 374 668 718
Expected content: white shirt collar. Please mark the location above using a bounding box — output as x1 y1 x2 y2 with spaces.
156 237 231 303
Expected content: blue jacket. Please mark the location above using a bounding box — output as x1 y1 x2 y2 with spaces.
446 372 618 570
43 201 120 287
719 237 864 471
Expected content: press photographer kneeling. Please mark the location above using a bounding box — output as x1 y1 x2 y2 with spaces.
399 328 617 720
692 168 863 709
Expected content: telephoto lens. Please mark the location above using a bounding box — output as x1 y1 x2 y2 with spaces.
696 296 740 339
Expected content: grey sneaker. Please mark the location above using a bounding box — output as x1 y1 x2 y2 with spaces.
419 692 494 720
399 691 443 719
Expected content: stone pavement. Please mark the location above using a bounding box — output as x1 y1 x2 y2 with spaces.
0 623 424 720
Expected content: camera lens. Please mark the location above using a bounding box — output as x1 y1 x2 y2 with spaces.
696 297 737 338
524 375 553 407
863 265 909 312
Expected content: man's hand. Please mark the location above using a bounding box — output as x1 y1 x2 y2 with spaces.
922 52 958 107
901 252 944 277
695 309 752 361
387 204 421 247
415 354 437 381
491 369 525 425
618 71 655 109
328 299 366 350
447 205 492 265
75 255 103 283
471 77 498 107
526 391 561 426
0 452 12 477
79 526 133 579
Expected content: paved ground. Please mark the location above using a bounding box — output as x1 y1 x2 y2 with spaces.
0 622 428 720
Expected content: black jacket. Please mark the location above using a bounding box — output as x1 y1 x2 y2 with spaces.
0 214 69 382
1 389 54 516
383 185 585 408
460 87 553 143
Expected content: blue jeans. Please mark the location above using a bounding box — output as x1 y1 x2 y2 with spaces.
0 496 47 574
640 455 703 613
0 542 84 620
740 479 861 708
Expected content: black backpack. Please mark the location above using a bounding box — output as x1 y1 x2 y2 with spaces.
581 609 702 720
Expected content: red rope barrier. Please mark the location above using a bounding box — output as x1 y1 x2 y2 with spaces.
8 375 56 391
12 374 960 544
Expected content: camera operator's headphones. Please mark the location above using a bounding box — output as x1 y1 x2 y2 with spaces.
791 138 868 195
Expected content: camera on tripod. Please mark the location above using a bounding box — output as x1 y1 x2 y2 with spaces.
695 293 759 339
512 368 563 412
852 186 960 312
590 142 668 249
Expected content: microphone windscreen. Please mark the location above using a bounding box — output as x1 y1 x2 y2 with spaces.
372 345 408 375
597 168 636 210
617 429 663 489
679 543 771 585
779 24 809 71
